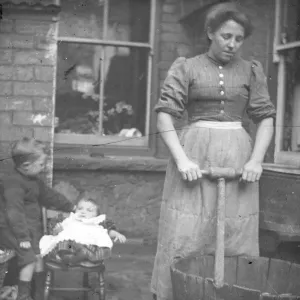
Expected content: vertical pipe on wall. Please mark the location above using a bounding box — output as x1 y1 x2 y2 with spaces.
273 0 280 63
43 8 60 234
98 0 109 137
274 56 286 158
144 0 156 141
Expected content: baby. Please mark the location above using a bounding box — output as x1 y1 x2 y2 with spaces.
39 195 126 266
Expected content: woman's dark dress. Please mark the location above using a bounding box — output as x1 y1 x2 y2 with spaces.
151 53 276 300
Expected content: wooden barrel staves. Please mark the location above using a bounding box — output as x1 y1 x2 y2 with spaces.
170 255 300 300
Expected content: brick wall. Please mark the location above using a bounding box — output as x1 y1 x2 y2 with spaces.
0 4 59 179
154 0 191 158
154 0 276 159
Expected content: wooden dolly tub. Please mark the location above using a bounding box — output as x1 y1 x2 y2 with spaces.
170 167 300 300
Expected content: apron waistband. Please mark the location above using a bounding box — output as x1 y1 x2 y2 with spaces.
190 121 242 129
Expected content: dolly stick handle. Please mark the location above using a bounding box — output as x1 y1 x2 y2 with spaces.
200 167 242 288
201 167 243 180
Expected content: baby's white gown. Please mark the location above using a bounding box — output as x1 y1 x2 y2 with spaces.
39 213 113 257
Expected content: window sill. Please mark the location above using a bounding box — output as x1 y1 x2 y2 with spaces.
263 162 300 175
273 151 300 171
53 155 300 175
53 153 169 172
54 133 148 147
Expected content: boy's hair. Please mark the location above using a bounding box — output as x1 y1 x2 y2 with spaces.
76 194 101 215
11 137 46 168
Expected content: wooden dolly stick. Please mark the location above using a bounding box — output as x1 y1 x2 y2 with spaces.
201 167 243 289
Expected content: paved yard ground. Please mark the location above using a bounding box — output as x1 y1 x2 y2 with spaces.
51 240 300 300
3 239 300 300
49 242 156 300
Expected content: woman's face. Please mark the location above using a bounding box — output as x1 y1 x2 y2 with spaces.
208 19 245 64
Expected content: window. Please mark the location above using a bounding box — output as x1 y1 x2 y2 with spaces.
54 0 156 149
273 0 300 165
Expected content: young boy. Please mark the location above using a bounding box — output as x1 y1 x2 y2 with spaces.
0 137 75 300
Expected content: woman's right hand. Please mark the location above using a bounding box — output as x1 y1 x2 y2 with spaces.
176 157 202 181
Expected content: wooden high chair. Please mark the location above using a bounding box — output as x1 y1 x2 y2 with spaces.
42 209 111 300
44 259 108 300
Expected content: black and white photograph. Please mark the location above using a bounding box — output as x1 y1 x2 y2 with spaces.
0 0 300 299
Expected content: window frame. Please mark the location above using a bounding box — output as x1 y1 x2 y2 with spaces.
273 0 300 167
53 0 157 154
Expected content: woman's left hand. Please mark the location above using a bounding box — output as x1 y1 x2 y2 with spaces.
242 160 263 182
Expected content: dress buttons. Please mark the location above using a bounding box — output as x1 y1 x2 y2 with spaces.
219 81 224 85
221 101 224 105
219 74 224 78
220 90 224 95
220 110 224 114
219 66 223 70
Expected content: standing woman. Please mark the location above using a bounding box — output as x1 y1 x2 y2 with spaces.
151 3 276 300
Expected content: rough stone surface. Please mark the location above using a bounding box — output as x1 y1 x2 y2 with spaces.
53 170 164 241
54 154 168 172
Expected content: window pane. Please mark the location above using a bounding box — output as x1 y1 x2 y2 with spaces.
282 48 300 152
59 0 105 39
55 42 149 139
55 42 101 134
279 0 300 44
59 0 151 43
101 45 148 137
108 0 150 43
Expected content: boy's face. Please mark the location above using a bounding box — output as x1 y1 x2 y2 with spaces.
75 200 98 220
21 153 47 176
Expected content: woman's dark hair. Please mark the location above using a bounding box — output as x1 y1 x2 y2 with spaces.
205 2 253 40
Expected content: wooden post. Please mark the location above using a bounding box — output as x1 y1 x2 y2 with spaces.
214 177 225 289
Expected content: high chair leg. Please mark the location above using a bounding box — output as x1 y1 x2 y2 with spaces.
83 272 89 300
98 268 106 300
44 271 52 300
